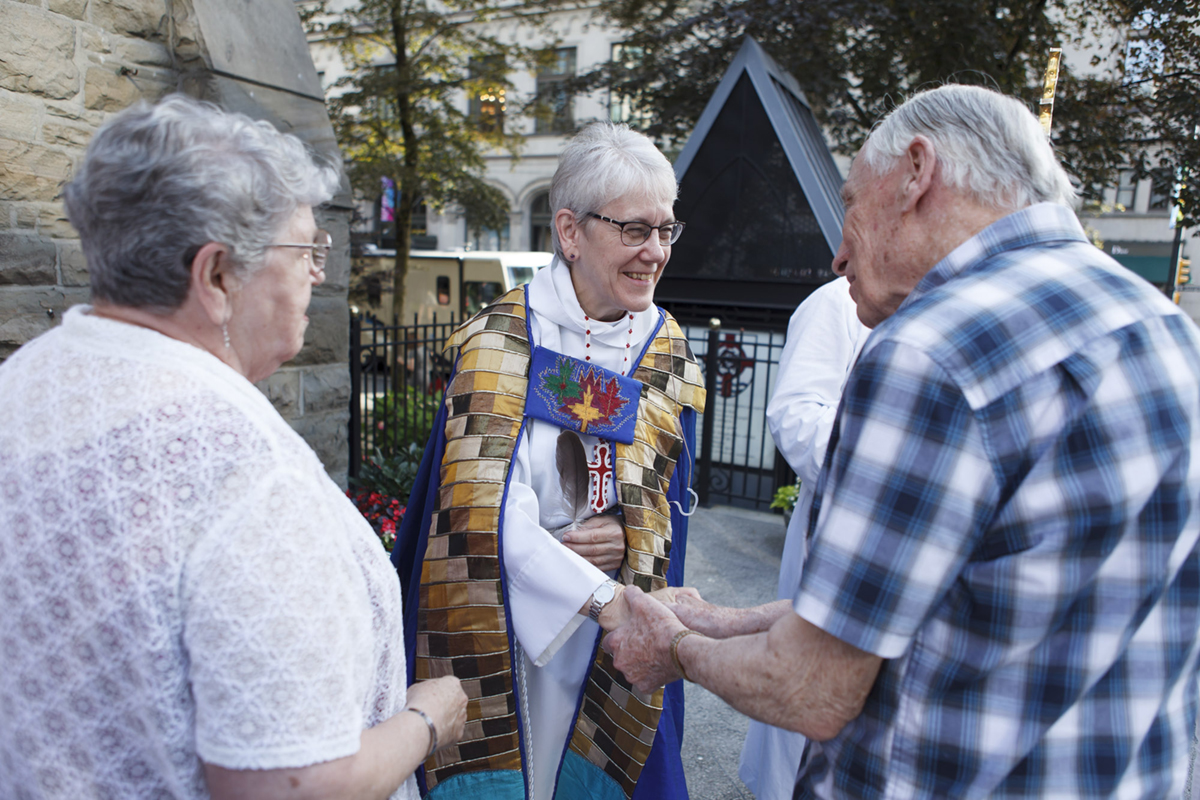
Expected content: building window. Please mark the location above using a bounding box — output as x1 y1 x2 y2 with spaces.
1124 10 1166 84
366 65 399 123
1115 169 1138 211
469 56 507 134
530 191 553 252
535 47 575 135
610 43 651 126
1149 168 1173 212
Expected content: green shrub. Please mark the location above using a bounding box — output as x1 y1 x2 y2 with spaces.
770 480 800 512
352 443 425 501
370 386 439 456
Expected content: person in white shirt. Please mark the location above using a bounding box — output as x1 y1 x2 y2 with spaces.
0 94 466 800
739 276 869 800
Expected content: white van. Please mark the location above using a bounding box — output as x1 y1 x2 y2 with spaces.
351 247 553 324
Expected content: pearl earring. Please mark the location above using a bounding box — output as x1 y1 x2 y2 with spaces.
222 323 231 349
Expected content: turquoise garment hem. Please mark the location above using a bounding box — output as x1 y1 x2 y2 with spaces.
554 751 626 800
427 770 524 800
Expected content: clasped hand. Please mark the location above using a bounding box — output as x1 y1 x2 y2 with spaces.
603 586 713 693
560 513 626 573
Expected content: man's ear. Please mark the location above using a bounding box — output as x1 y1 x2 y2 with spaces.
188 243 235 326
554 208 581 258
900 135 938 213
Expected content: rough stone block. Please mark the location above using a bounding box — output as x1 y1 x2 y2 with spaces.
0 233 57 285
48 0 89 20
57 239 88 286
89 0 166 38
84 66 142 112
0 286 90 361
37 203 77 239
288 295 348 368
15 205 38 229
288 408 351 488
0 6 79 100
44 102 103 125
81 27 112 55
255 368 301 418
302 363 351 414
0 93 41 141
43 119 94 148
0 138 73 202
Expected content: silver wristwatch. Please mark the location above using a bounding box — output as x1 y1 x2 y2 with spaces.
588 579 619 622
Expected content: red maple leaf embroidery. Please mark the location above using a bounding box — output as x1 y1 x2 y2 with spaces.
577 369 628 428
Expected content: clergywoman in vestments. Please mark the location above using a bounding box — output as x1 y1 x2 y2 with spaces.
394 123 706 800
0 95 465 800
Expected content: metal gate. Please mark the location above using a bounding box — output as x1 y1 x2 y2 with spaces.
350 314 792 509
683 322 792 511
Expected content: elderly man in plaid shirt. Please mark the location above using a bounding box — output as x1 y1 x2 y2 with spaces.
606 83 1200 799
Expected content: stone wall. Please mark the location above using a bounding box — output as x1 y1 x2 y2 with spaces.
0 0 354 485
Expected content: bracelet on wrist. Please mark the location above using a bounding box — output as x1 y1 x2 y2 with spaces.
668 628 706 683
406 707 438 758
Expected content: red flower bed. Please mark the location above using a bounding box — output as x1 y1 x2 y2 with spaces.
348 490 404 552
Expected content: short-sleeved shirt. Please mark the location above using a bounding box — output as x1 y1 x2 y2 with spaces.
795 203 1200 799
0 308 416 799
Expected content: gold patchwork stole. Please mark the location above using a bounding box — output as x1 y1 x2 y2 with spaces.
415 287 706 797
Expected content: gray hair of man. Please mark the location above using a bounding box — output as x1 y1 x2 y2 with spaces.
63 94 341 312
548 122 678 261
860 84 1076 211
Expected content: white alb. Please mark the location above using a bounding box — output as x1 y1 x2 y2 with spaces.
0 307 416 800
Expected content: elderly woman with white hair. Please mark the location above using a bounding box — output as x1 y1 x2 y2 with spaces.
394 122 705 800
0 95 466 800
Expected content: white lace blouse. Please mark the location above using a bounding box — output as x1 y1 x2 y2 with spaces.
0 307 416 800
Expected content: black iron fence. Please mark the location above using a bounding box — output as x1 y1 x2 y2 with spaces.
349 313 793 509
348 313 459 480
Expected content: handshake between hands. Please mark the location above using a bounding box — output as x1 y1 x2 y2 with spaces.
601 586 737 694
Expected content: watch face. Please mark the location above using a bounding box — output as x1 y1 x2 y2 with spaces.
594 581 616 604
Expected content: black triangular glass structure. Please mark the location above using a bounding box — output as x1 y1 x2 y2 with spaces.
657 38 845 330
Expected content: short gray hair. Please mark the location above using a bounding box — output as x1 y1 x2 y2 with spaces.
548 122 678 260
64 94 341 311
861 84 1075 210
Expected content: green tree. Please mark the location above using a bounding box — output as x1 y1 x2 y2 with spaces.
304 0 545 322
582 0 1198 228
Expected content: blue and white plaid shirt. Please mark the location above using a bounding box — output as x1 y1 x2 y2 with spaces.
795 203 1200 799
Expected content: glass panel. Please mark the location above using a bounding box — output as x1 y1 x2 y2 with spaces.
530 191 553 252
671 74 834 285
1115 169 1137 211
535 48 576 135
468 56 507 134
463 281 504 316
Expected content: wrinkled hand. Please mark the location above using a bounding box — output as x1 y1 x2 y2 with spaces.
665 593 743 639
605 586 687 693
648 586 703 606
562 514 625 573
405 675 467 752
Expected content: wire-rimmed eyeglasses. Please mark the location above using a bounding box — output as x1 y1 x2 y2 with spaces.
269 229 333 274
588 213 685 247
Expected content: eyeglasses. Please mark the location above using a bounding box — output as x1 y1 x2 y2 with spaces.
269 229 332 274
587 213 685 247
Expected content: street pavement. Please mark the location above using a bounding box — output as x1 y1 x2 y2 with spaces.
678 503 789 800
